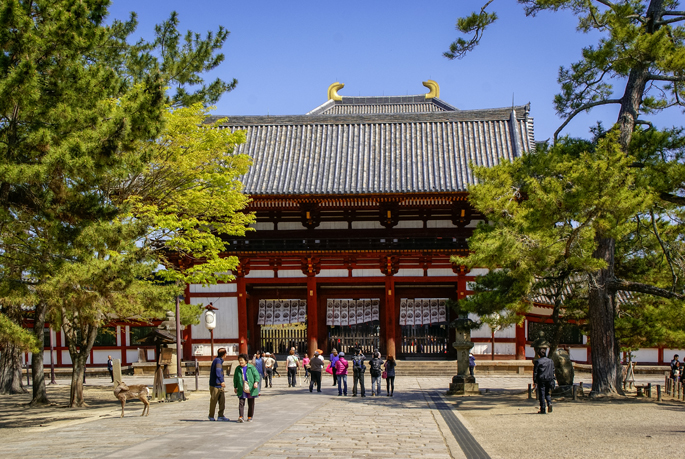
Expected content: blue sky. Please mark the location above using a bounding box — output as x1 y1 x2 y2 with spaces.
108 0 680 141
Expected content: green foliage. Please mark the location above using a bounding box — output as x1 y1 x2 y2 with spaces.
0 311 38 353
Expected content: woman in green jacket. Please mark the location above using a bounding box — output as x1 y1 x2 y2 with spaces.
233 353 260 422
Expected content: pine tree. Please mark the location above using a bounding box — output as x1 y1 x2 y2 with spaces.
448 1 685 395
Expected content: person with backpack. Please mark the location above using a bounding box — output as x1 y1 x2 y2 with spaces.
329 349 339 386
384 355 396 396
335 351 349 396
670 354 680 381
352 348 366 397
309 350 325 393
263 352 275 388
369 351 383 396
534 348 556 414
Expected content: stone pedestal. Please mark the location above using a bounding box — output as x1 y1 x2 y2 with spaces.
446 325 480 396
448 374 480 395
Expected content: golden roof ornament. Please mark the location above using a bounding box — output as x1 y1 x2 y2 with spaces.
422 80 440 99
327 82 344 101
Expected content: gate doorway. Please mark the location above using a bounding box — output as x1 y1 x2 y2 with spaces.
328 321 381 356
260 323 307 357
399 298 451 358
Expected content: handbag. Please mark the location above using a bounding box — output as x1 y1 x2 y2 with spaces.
382 371 387 379
243 379 250 393
325 365 333 374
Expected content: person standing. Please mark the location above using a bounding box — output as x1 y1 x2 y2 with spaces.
369 352 383 396
263 352 275 388
352 348 366 397
384 355 396 396
309 351 325 392
287 349 300 387
670 354 680 381
469 352 476 377
534 348 556 414
233 353 260 422
208 347 229 421
107 355 113 383
329 349 339 386
302 353 310 380
252 351 264 394
335 351 349 396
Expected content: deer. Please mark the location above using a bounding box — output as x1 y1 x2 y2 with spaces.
114 382 150 418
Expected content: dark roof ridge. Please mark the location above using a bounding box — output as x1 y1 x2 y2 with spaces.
209 104 531 126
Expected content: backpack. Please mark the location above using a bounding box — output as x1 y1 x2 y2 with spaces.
370 359 382 377
353 355 364 371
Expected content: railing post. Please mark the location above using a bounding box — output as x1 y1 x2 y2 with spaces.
647 383 651 398
572 385 577 401
657 384 662 401
528 384 532 399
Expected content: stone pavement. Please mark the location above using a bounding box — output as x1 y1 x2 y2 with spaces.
1 373 680 459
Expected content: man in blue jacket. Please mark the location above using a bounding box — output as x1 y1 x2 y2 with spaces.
209 348 229 421
534 348 556 414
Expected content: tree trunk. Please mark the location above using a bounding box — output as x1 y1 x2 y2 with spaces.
30 301 50 406
69 352 87 408
588 237 623 396
0 342 27 395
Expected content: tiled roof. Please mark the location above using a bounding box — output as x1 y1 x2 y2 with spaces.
306 95 457 115
212 103 534 196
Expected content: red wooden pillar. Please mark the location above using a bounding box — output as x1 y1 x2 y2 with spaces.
515 319 526 360
307 275 318 356
385 276 396 358
237 275 248 355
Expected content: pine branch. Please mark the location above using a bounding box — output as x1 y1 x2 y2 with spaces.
659 191 685 205
610 278 685 299
647 74 685 82
554 99 622 142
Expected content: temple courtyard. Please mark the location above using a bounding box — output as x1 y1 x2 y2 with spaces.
1 374 681 459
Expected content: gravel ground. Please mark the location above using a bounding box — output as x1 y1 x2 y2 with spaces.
450 391 685 459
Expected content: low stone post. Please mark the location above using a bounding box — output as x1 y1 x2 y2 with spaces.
657 384 661 401
528 384 532 399
113 359 123 385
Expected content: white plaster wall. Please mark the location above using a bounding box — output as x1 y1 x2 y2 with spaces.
93 350 119 364
663 349 685 361
395 269 424 277
43 351 52 365
569 348 587 362
632 349 659 363
466 281 476 290
472 343 490 355
395 220 423 229
426 268 454 277
494 343 515 355
494 324 516 339
352 269 381 277
318 269 349 277
525 345 536 358
352 221 385 229
279 222 305 230
125 326 130 346
127 349 141 363
252 222 274 231
278 270 307 278
427 220 456 228
61 351 90 365
190 297 239 340
318 221 348 230
469 268 489 276
529 305 553 316
116 326 121 346
190 283 237 293
245 270 274 279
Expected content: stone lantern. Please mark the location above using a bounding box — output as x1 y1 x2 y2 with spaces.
447 316 480 395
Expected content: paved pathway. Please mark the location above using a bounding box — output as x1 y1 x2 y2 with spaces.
1 373 679 459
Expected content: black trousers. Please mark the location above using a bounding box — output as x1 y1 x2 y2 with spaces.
264 368 273 387
353 370 365 395
386 376 395 395
538 381 553 411
238 397 255 419
108 369 113 382
309 371 322 392
287 367 297 386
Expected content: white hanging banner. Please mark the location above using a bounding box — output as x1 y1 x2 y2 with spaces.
340 299 349 327
406 299 415 326
430 299 439 325
298 299 307 323
290 300 298 324
422 299 431 325
348 300 357 325
415 299 424 326
265 300 274 326
438 299 447 323
283 300 292 324
371 299 380 321
326 300 334 326
357 301 365 325
333 300 341 326
258 300 266 325
274 300 284 325
399 299 407 326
